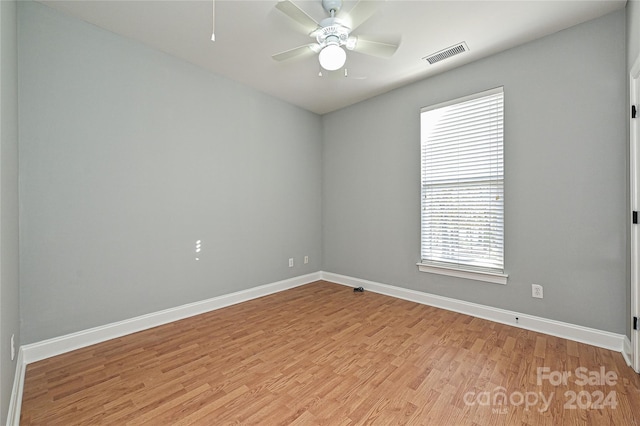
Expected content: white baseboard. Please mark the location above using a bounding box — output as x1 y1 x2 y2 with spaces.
6 347 25 426
622 336 633 369
21 272 321 365
321 272 626 352
22 271 625 361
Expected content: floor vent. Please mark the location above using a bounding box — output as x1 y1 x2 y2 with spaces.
423 42 469 65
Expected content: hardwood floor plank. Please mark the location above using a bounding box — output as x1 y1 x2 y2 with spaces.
20 281 640 425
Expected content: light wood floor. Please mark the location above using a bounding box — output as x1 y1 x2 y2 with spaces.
20 281 640 425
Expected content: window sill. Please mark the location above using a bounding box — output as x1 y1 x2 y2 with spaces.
417 262 508 285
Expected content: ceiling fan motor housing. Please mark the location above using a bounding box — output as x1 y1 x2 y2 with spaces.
315 20 350 48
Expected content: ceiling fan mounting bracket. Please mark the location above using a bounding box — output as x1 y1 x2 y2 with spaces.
322 0 343 15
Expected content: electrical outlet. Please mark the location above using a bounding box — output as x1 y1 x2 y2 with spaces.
304 256 309 264
195 239 202 261
532 284 543 299
288 258 294 268
11 334 15 361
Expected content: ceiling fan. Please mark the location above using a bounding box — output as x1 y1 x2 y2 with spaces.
272 0 399 72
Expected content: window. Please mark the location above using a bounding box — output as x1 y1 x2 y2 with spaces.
418 87 507 284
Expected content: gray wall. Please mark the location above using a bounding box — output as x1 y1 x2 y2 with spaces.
323 10 627 334
15 2 630 346
18 1 322 344
628 1 640 70
0 0 20 422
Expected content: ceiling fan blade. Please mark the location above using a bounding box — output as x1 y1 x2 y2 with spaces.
342 0 381 31
272 43 320 62
350 36 399 58
275 0 319 34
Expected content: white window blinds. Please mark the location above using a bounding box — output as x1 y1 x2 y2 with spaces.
420 87 504 274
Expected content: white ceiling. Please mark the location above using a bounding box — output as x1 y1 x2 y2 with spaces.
40 0 626 115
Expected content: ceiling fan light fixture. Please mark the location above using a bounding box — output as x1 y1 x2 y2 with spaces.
319 43 346 70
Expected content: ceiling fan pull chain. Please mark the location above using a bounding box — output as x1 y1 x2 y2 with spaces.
210 0 216 41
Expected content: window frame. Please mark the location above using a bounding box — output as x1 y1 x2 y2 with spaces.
417 87 508 285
